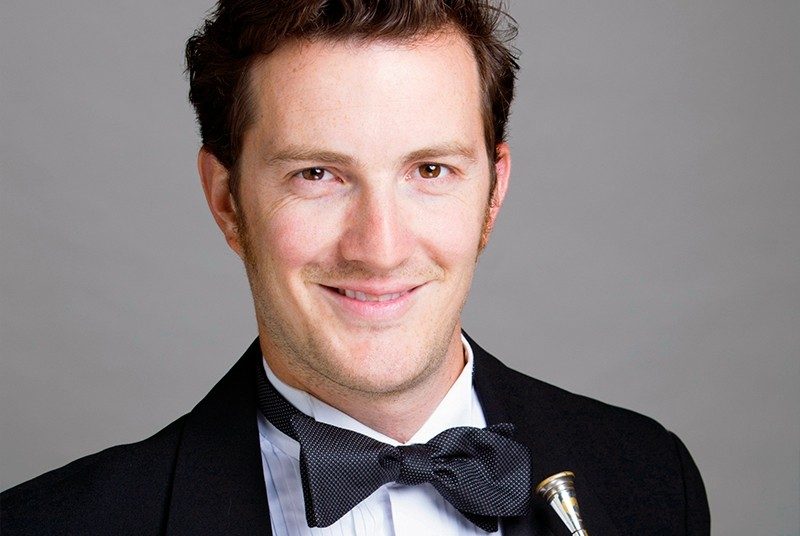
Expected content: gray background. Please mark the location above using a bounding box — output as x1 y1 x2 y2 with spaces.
1 1 798 534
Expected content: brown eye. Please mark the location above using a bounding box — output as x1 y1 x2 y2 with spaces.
419 164 441 179
300 167 328 181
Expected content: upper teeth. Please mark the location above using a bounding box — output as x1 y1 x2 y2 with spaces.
339 288 403 302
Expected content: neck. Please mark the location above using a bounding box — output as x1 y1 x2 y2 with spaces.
263 333 466 443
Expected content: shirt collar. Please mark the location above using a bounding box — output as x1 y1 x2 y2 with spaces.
260 334 477 455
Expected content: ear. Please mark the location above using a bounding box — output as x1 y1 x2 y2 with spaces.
198 147 244 258
479 142 511 251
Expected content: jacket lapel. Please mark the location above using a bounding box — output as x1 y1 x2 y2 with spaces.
468 333 621 536
165 339 272 536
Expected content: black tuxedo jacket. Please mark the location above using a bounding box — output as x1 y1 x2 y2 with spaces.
1 335 709 535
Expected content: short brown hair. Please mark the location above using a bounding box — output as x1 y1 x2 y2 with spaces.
185 0 518 193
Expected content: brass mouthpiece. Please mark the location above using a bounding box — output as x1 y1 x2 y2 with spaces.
535 471 589 536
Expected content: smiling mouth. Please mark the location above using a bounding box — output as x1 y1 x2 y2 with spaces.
334 288 407 302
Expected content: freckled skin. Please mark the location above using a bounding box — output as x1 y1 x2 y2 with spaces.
200 32 510 441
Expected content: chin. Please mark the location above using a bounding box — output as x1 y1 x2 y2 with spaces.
321 352 428 395
323 315 459 386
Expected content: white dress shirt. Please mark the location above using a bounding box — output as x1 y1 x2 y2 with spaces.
257 334 500 536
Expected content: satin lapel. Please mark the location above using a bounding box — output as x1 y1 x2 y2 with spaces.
165 339 272 536
467 333 621 536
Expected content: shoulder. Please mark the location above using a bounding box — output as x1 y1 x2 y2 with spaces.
471 335 671 440
504 359 671 437
1 415 187 535
469 334 709 533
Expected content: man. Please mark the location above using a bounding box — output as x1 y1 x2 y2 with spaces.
1 1 709 534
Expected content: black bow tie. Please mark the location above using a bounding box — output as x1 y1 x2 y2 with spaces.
255 360 531 533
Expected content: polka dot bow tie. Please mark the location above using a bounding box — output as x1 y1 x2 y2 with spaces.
255 362 531 533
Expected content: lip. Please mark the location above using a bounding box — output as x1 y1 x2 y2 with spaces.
319 282 423 322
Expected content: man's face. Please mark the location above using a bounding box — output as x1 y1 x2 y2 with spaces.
207 32 509 396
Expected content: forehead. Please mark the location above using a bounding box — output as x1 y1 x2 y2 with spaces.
245 32 484 159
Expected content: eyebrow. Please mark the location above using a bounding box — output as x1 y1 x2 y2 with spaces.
264 141 479 167
265 147 356 167
405 142 479 164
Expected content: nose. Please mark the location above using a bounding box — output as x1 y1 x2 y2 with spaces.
338 184 413 272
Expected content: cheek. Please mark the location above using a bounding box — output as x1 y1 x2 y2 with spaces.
414 195 485 263
262 201 342 271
